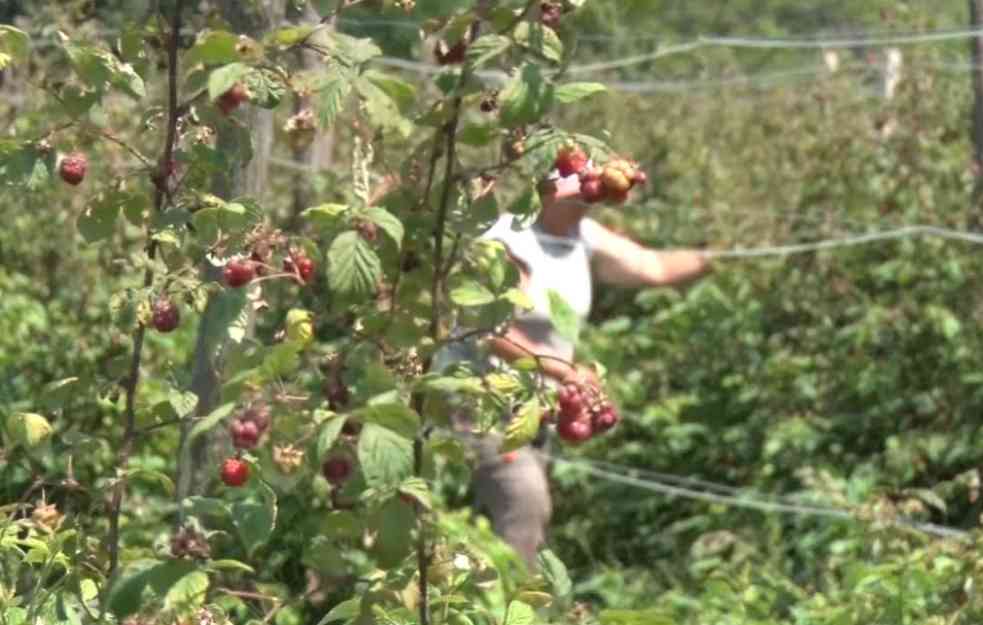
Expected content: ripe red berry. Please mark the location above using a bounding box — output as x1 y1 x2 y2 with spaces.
231 419 260 449
243 402 271 433
217 83 249 116
541 2 563 28
223 258 255 288
558 385 584 418
555 146 588 178
322 456 353 484
592 407 620 433
632 170 648 186
580 177 607 204
151 298 180 333
284 250 315 283
59 153 88 186
220 457 250 487
556 417 593 444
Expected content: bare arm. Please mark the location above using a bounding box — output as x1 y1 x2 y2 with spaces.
587 221 712 288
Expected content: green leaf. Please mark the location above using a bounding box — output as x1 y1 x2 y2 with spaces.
503 601 535 625
168 389 199 418
459 123 498 147
6 412 53 449
108 560 197 619
265 25 317 49
315 415 348 461
508 186 542 216
232 482 278 557
314 71 354 128
466 34 511 67
357 424 413 490
303 203 350 228
372 497 415 569
187 402 236 444
537 549 571 597
598 609 676 625
502 399 542 453
547 290 580 343
163 571 209 613
260 343 302 379
398 477 432 510
363 70 418 112
450 280 496 307
324 31 381 65
244 67 286 109
512 22 563 64
0 26 30 69
208 62 251 100
499 63 554 128
208 559 254 574
355 403 419 439
554 82 608 104
327 231 382 296
77 201 120 244
355 77 412 138
361 206 403 248
316 597 361 625
127 469 176 496
185 30 240 65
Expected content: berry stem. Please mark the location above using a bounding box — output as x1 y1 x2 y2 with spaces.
103 0 185 605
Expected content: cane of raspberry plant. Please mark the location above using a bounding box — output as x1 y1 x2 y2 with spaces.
223 258 256 288
151 297 180 333
220 457 250 487
59 153 88 186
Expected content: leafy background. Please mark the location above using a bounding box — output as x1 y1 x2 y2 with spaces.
4 1 983 624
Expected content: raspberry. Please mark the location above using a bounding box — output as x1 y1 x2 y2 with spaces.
322 456 353 485
555 145 588 178
557 417 593 444
151 298 180 333
220 457 250 487
216 83 249 116
59 153 88 186
223 258 255 288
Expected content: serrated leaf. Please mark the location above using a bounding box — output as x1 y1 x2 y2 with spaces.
357 424 413 490
187 402 236 444
6 412 53 449
208 62 250 100
168 389 199 418
466 34 511 67
554 82 608 104
208 559 254 574
314 72 353 128
355 403 419 438
547 290 580 343
316 415 348 461
363 70 417 112
325 31 381 65
0 26 29 68
163 571 208 613
500 63 554 127
459 123 498 147
538 549 571 597
244 67 285 109
355 77 412 138
361 206 403 248
185 30 240 65
327 231 382 296
303 203 349 228
232 482 277 557
502 399 541 453
503 601 535 625
108 560 196 619
398 477 432 510
78 201 120 243
451 280 496 307
372 497 415 569
512 22 563 64
316 597 361 625
265 25 317 49
261 343 302 379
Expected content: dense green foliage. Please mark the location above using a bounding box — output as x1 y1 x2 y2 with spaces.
3 1 983 624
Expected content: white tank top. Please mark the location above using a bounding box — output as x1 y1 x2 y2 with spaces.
434 213 601 373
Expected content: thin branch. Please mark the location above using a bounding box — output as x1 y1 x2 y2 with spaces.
103 0 185 595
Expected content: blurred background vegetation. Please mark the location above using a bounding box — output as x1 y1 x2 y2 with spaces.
5 1 983 623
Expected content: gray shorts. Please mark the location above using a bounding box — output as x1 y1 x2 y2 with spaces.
468 431 552 568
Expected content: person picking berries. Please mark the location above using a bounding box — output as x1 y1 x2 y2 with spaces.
434 144 714 567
